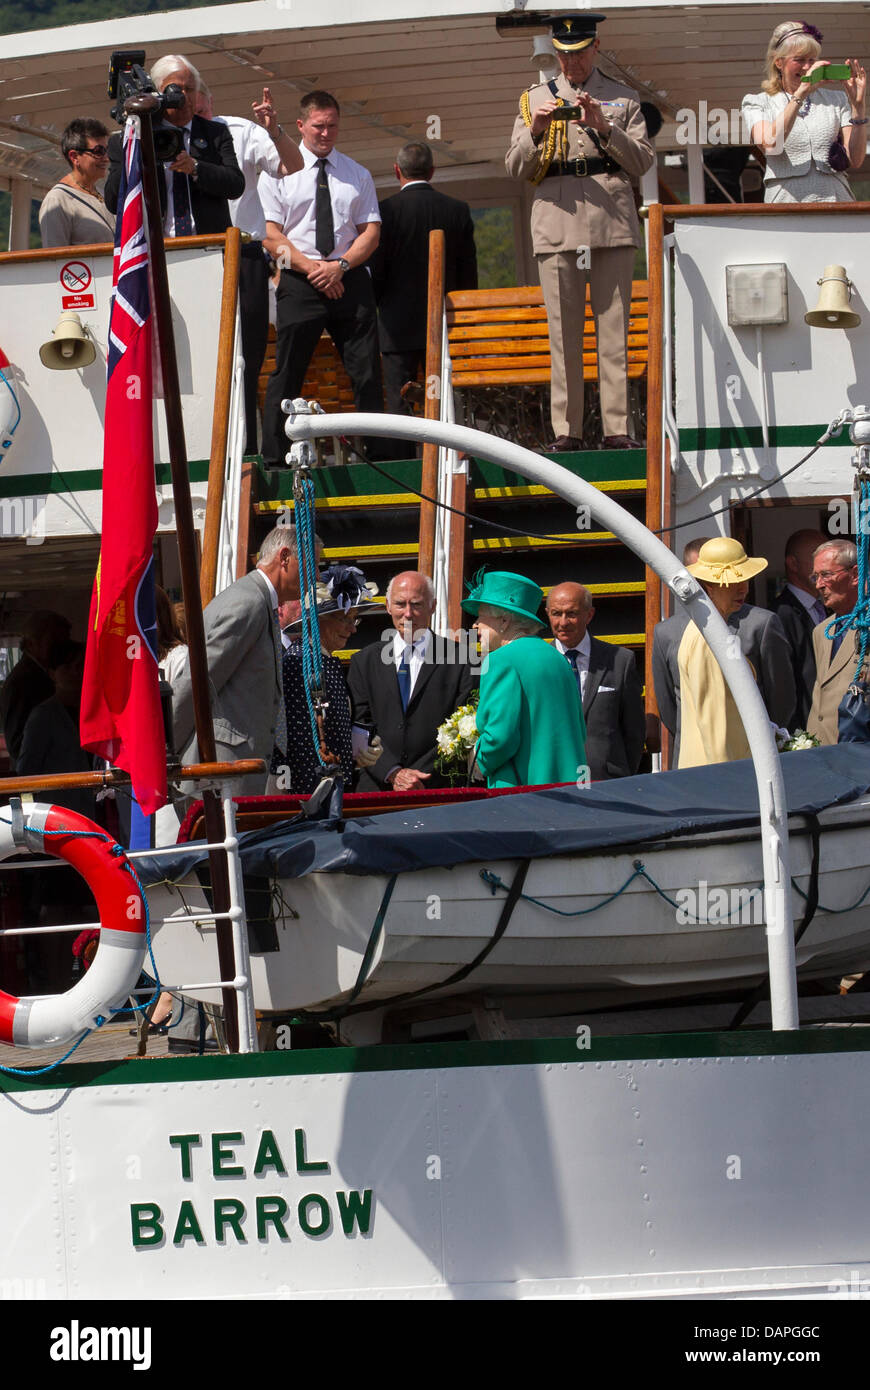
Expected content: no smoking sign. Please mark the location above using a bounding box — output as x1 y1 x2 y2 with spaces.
59 259 96 311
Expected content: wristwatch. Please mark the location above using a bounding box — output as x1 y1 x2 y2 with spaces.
337 257 350 274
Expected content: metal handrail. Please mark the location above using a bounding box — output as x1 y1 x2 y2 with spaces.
283 404 800 1031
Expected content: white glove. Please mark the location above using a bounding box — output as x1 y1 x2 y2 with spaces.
355 735 383 770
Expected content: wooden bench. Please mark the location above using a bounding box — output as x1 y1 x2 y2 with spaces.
445 280 649 387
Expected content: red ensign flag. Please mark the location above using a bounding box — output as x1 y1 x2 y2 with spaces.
80 117 167 815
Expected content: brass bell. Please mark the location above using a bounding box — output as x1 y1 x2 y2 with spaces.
804 265 861 329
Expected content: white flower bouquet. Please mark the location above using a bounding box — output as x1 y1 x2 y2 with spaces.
435 699 479 785
778 728 822 752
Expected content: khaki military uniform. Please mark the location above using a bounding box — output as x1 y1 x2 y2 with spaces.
506 69 654 439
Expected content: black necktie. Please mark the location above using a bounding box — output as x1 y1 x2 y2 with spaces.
315 158 334 258
565 648 582 694
172 169 194 236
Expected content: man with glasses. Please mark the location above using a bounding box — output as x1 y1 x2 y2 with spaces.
348 570 477 791
808 540 862 744
105 54 243 235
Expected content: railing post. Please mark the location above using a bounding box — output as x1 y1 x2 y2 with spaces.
418 228 446 578
645 202 665 754
201 227 242 606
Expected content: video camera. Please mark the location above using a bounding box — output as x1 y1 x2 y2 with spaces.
108 49 186 162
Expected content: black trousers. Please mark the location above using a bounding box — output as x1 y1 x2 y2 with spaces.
378 348 425 461
261 267 385 465
238 242 270 457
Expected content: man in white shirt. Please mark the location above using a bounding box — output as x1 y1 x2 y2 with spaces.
260 89 386 466
196 84 302 457
547 580 644 780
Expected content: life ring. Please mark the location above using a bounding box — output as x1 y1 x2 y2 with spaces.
0 348 21 460
0 804 147 1048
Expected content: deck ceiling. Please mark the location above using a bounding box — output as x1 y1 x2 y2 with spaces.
1 2 868 193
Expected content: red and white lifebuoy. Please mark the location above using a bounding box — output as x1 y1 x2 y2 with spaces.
0 347 21 460
0 804 147 1048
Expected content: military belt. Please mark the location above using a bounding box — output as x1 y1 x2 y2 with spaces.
543 156 619 178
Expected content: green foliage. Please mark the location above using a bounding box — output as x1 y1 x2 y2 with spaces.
0 193 42 250
0 0 236 38
471 207 516 290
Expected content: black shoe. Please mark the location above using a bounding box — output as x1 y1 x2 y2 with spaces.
602 434 644 450
549 435 585 452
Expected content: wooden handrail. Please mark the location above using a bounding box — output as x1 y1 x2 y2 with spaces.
418 228 446 579
200 226 242 607
0 760 266 798
660 201 870 218
0 233 227 265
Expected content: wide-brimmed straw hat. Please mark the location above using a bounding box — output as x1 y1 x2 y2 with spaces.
460 570 544 626
687 536 767 586
288 564 380 628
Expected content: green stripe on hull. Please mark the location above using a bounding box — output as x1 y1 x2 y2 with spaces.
0 460 211 500
680 424 852 451
3 1028 870 1094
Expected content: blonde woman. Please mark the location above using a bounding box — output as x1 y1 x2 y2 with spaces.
741 21 866 202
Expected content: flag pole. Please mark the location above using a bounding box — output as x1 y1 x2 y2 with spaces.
125 93 241 1052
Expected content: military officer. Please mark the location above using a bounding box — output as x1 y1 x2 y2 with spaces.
506 13 654 451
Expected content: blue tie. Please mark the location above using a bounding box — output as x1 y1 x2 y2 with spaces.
172 170 194 236
397 650 412 710
565 648 582 695
831 629 845 661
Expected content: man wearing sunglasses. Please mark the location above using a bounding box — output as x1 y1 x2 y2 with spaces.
39 119 116 247
808 539 863 744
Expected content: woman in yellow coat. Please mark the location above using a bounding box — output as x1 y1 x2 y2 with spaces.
677 537 766 768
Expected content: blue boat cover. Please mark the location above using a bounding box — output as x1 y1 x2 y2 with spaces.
136 744 870 886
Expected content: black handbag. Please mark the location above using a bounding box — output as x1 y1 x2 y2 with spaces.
838 674 870 742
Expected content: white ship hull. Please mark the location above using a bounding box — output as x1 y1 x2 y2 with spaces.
147 796 870 1016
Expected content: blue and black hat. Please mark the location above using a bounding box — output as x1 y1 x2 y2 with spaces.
551 14 606 52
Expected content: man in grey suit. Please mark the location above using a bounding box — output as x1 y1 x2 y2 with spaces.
653 536 797 764
172 525 318 794
546 580 644 781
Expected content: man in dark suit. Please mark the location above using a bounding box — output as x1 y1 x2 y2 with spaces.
347 570 477 791
0 610 71 771
105 54 243 234
770 528 827 727
546 581 644 781
370 141 477 427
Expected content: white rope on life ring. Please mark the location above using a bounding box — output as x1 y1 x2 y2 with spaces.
0 803 147 1048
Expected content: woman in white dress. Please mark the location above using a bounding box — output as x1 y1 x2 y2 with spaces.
742 21 866 203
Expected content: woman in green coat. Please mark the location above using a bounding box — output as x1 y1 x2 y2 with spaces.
462 571 587 788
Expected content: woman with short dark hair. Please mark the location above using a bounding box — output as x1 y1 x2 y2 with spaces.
39 117 116 247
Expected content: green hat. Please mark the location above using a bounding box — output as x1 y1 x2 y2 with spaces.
461 570 545 626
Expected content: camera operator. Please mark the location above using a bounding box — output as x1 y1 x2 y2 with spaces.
105 54 243 234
